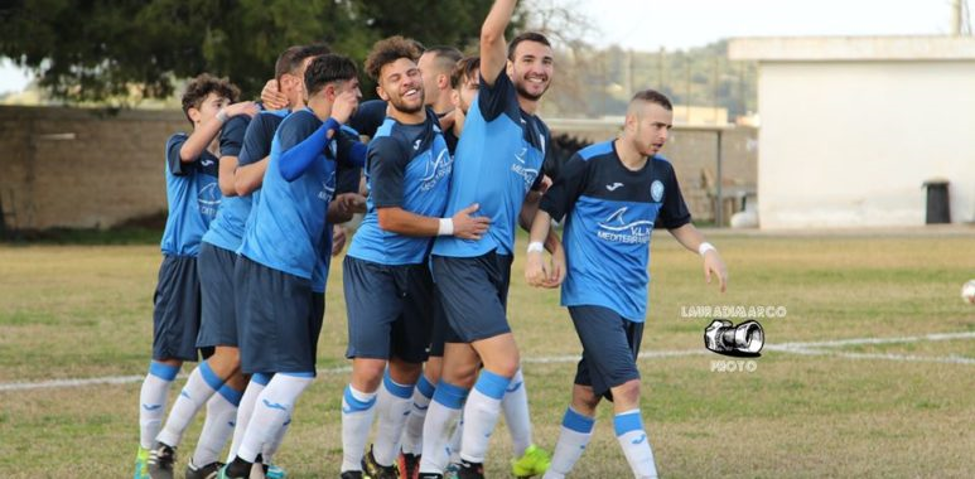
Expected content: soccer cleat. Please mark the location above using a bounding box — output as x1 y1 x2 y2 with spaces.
340 471 364 479
217 458 252 479
185 459 225 479
455 460 484 479
147 442 176 479
361 445 399 479
398 452 420 479
511 444 551 478
133 446 150 479
264 463 287 479
443 463 461 479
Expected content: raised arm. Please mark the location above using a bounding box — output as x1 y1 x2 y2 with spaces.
180 101 257 163
480 0 518 86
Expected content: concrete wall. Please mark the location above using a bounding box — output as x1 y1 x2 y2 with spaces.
0 106 757 231
756 61 975 228
0 106 186 230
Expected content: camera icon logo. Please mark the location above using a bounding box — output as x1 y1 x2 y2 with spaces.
704 319 765 357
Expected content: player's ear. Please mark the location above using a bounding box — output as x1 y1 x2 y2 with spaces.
450 89 460 108
438 73 449 90
506 59 515 77
376 84 390 102
187 106 202 124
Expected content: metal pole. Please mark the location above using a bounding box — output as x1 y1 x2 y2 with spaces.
716 130 724 227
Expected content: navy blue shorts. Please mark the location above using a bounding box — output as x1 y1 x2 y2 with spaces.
343 256 433 363
432 252 512 344
235 256 323 375
197 242 238 348
152 255 202 362
570 305 644 400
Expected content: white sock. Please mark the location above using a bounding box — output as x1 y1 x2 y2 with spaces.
373 372 416 467
448 412 464 464
614 410 659 479
401 374 435 456
501 368 532 457
236 373 313 463
460 370 510 464
418 381 468 474
544 406 595 479
341 384 378 472
139 361 180 449
156 361 225 447
227 373 270 462
262 414 291 464
192 384 241 466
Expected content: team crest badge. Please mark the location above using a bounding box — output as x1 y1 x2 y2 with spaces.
651 180 664 202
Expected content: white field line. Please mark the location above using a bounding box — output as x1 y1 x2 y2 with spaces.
2 332 973 392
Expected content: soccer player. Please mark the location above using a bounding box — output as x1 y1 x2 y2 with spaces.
418 1 560 477
218 53 363 479
224 44 344 479
418 46 463 117
525 90 728 479
339 36 488 479
133 74 254 479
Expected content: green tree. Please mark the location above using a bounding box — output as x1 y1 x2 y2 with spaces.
0 0 509 102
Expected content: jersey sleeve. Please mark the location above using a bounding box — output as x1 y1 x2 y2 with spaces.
368 136 410 208
277 113 325 181
477 72 516 122
657 161 692 229
348 99 388 139
238 115 275 167
219 115 250 158
539 152 590 222
166 134 189 176
336 129 367 168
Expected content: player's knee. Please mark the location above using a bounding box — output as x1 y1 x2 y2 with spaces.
573 387 601 414
614 379 642 405
352 361 386 392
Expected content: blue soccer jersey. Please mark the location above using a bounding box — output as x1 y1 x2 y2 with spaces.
431 73 548 258
347 109 451 265
201 114 252 252
540 140 691 321
160 133 221 257
238 108 362 288
235 109 291 240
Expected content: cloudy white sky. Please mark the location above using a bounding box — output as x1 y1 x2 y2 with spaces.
1 0 970 94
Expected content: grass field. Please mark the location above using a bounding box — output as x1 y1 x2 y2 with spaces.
1 230 974 478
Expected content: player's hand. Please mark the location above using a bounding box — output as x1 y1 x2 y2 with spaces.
539 174 553 194
261 79 289 110
703 250 728 293
438 109 456 131
332 193 363 217
540 245 566 288
330 90 359 125
452 203 491 240
525 250 548 287
331 224 347 257
225 101 260 119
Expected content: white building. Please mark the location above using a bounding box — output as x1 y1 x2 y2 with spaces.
729 36 975 228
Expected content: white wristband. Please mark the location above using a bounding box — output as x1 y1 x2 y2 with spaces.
216 109 229 124
438 218 454 236
698 242 716 256
527 241 545 254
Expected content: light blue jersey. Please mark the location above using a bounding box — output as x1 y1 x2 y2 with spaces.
160 133 221 257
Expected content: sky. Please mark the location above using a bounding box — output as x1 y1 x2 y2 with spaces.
1 0 970 94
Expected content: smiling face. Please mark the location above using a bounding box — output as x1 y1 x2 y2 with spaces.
377 57 425 114
626 101 673 157
507 40 554 102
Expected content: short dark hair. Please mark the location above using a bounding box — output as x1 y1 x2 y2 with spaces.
275 43 331 83
507 32 552 60
304 54 359 97
630 89 673 111
365 35 423 81
425 46 463 73
181 73 240 124
451 56 481 89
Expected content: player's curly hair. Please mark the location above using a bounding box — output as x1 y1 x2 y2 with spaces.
365 35 423 81
180 73 240 124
